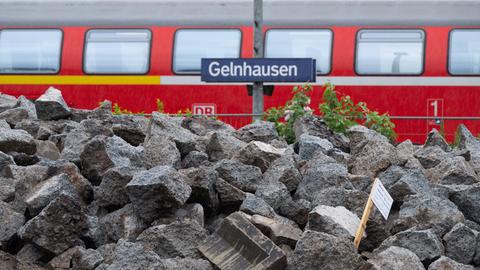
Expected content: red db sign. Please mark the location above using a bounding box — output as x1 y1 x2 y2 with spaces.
192 103 216 115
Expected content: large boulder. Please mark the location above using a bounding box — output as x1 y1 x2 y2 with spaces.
125 166 191 222
456 124 480 175
348 125 398 177
233 141 285 172
376 229 444 265
0 128 36 155
206 131 246 162
449 184 480 224
298 134 334 160
306 205 361 239
392 195 465 236
363 246 425 270
24 173 78 216
213 159 262 192
99 204 147 242
426 156 479 185
233 121 279 143
443 223 477 265
263 153 301 192
296 156 351 201
181 167 219 216
0 201 25 248
35 87 72 120
286 230 363 270
18 193 88 255
80 135 144 184
136 219 208 259
428 256 475 270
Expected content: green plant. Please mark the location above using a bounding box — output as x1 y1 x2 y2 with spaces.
156 98 165 113
319 82 397 141
264 84 314 144
176 108 192 117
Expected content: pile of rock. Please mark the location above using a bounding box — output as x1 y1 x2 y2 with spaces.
1 87 480 270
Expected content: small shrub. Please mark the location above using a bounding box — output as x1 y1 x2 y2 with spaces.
264 84 314 144
156 98 165 113
319 82 397 141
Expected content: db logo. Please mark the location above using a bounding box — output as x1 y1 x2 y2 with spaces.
192 103 217 115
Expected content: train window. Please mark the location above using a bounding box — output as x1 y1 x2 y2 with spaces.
0 29 62 74
84 29 151 74
355 29 425 75
173 29 242 74
449 30 480 75
265 29 333 74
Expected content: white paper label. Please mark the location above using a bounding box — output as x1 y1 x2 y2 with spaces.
371 179 393 220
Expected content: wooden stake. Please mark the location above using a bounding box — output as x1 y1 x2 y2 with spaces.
353 178 377 249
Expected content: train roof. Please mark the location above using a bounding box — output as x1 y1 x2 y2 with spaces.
0 0 479 27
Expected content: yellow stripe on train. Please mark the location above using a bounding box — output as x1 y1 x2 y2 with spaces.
0 75 161 85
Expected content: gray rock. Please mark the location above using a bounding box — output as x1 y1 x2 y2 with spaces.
250 214 303 248
9 164 49 213
0 151 14 178
426 156 479 185
35 87 71 120
255 180 291 213
182 150 209 168
425 128 451 152
206 131 246 162
100 204 147 242
240 193 277 218
103 239 163 270
97 243 116 265
233 141 285 172
296 158 351 201
14 95 37 119
9 151 39 166
112 114 148 146
45 160 94 202
182 115 234 136
348 125 398 177
94 166 137 208
311 187 369 217
214 178 246 212
155 258 213 270
126 165 191 222
24 173 78 216
363 246 425 270
136 219 208 259
0 107 29 126
0 119 10 129
35 140 60 160
213 159 262 192
181 167 219 216
0 201 24 248
233 121 279 143
143 135 181 169
279 198 311 227
392 195 465 236
307 205 361 238
376 229 444 265
146 112 200 157
457 124 480 175
153 203 205 228
80 135 144 184
199 212 287 270
263 153 301 192
428 256 476 270
396 139 415 165
293 115 350 151
47 246 84 270
450 184 480 224
0 128 36 155
72 248 104 270
443 223 477 265
0 177 15 202
298 134 334 160
287 230 363 270
0 250 46 270
415 146 450 169
378 166 432 203
84 215 108 248
16 243 46 265
0 93 17 113
18 193 88 255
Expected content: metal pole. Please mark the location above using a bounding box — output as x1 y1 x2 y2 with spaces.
253 0 264 121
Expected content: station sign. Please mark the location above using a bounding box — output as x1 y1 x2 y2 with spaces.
201 58 316 83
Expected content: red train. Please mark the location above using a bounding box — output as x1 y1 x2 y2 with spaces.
1 0 480 143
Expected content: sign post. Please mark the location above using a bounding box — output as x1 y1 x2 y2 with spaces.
253 0 263 121
354 178 393 248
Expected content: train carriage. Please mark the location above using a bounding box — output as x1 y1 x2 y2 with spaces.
1 0 480 142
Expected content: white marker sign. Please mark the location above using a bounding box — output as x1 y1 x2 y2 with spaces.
371 179 393 220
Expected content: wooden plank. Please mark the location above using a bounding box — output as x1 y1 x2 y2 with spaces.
353 178 377 249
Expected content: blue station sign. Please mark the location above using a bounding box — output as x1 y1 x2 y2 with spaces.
201 58 316 83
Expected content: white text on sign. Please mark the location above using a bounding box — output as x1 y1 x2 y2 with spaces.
371 179 393 220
